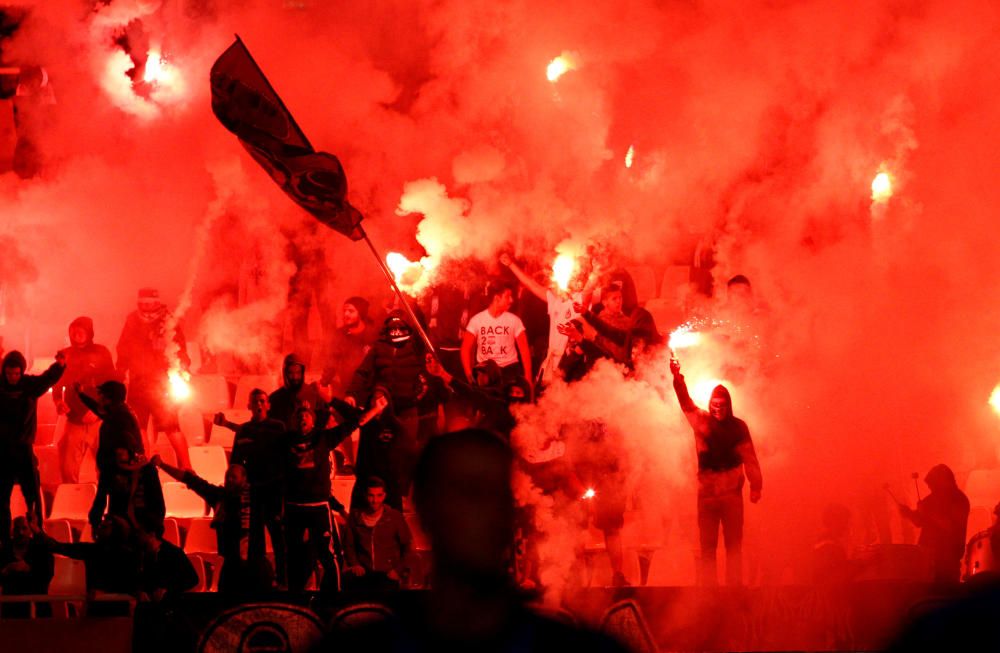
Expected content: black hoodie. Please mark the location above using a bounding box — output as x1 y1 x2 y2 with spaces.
268 353 328 429
0 351 64 450
673 374 763 498
54 316 116 424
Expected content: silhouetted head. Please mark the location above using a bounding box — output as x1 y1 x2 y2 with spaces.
413 429 515 587
709 384 732 421
295 403 316 434
282 353 306 391
365 476 387 514
487 279 515 314
2 351 26 386
343 296 370 328
601 284 624 316
925 464 958 493
97 380 127 406
224 463 248 492
11 516 31 545
248 388 269 420
382 310 413 346
69 316 94 348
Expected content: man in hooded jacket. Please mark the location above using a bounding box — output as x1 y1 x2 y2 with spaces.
0 349 65 545
898 464 970 583
53 316 116 483
269 353 329 430
670 357 762 586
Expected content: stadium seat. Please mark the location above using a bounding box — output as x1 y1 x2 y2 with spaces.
234 375 279 409
626 266 657 304
332 478 355 511
9 484 45 520
188 553 207 592
163 518 181 547
43 519 73 544
80 523 93 543
642 298 681 336
163 482 207 519
184 517 217 554
189 445 228 486
49 557 87 596
189 374 231 413
48 483 98 522
178 407 207 446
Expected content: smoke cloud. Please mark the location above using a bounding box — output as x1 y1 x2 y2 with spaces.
2 0 1000 601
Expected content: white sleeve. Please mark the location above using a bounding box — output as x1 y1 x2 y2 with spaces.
512 315 526 338
465 313 480 335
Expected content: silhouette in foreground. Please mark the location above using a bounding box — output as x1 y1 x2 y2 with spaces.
318 428 630 652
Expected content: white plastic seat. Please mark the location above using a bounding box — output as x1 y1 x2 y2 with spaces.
184 517 218 554
188 553 207 592
189 445 228 486
49 556 87 596
189 374 231 413
332 478 355 511
163 482 207 519
163 518 182 547
48 483 98 522
178 407 207 446
625 266 657 304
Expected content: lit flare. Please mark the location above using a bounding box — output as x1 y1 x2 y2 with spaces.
386 252 428 291
551 254 576 292
625 145 635 169
168 369 192 403
990 384 1000 417
669 326 701 350
691 378 727 407
871 171 893 203
546 53 577 82
582 488 596 500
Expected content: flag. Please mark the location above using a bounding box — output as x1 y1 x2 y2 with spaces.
210 38 364 240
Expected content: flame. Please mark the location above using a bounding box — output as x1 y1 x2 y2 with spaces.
143 51 166 84
871 171 893 202
551 254 576 292
168 368 192 402
625 145 635 169
386 252 429 292
669 325 701 350
546 53 577 82
990 384 1000 417
582 488 596 500
100 48 187 120
691 378 727 407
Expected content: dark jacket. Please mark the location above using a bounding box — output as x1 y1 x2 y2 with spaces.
342 506 412 576
910 473 970 569
116 309 189 394
0 351 64 450
47 538 141 595
230 418 287 489
673 374 763 498
284 422 357 505
347 338 427 413
182 471 258 565
78 394 144 476
268 353 328 429
53 317 116 424
139 539 198 598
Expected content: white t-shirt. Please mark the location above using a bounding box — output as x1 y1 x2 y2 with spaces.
466 309 526 368
544 290 582 373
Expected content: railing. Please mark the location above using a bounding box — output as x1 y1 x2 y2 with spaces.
0 593 136 618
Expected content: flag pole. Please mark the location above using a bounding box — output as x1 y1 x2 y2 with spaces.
360 227 441 365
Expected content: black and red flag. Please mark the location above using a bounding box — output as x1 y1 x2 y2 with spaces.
209 37 364 240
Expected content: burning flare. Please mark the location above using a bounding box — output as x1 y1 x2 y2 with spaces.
669 325 702 350
386 252 429 292
168 368 192 403
582 488 596 500
691 378 727 407
551 254 576 292
625 145 635 169
871 171 893 202
546 53 577 82
990 384 1000 417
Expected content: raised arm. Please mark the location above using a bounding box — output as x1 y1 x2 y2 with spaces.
29 354 66 399
500 253 549 302
76 386 107 419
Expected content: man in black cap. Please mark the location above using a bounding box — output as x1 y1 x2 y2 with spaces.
53 316 116 483
0 349 65 546
670 357 762 586
116 287 191 469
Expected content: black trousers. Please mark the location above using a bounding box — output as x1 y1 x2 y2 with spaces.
250 487 287 585
285 503 340 592
0 444 43 545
